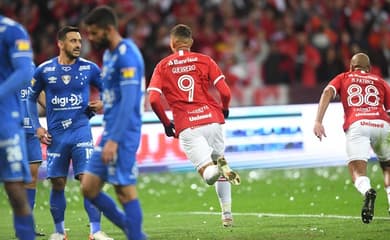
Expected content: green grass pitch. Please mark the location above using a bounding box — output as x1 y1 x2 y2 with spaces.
1 164 389 239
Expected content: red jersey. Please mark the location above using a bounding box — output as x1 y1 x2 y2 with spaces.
329 70 390 131
148 50 226 134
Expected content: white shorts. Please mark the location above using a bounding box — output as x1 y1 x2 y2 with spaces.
345 119 390 163
179 123 224 170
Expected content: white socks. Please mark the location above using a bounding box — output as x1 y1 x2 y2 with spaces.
203 165 232 214
215 179 231 213
354 176 371 196
203 165 220 185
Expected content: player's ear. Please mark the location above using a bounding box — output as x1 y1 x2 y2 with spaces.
170 37 177 52
57 40 64 50
188 38 193 48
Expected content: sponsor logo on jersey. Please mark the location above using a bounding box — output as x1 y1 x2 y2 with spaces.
51 94 82 107
168 57 198 66
62 75 71 84
360 120 384 128
62 66 72 72
15 39 30 51
121 67 135 78
31 78 36 86
79 65 91 71
189 113 212 122
48 76 57 84
76 141 93 147
188 105 210 114
61 118 72 129
348 73 378 81
43 66 56 73
47 152 61 158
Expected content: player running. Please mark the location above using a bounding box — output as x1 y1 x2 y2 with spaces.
147 24 240 227
314 52 390 224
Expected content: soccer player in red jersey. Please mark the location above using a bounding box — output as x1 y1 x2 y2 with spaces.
314 52 390 224
147 24 240 227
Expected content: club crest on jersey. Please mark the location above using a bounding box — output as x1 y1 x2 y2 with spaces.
62 75 71 84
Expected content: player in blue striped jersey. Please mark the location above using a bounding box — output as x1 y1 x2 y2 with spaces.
27 26 112 240
82 6 146 240
0 14 36 240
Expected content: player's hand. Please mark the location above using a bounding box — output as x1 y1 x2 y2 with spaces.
164 122 176 137
84 106 96 119
36 127 52 145
313 121 327 141
102 140 118 165
88 100 103 112
85 100 103 119
222 109 229 119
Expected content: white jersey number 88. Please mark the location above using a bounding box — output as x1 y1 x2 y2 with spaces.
347 84 379 107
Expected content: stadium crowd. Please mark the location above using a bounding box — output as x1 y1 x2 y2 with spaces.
1 0 390 106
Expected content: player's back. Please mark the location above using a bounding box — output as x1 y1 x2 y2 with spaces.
153 50 225 132
331 70 390 130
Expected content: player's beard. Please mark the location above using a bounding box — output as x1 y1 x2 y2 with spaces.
64 48 80 61
93 32 110 50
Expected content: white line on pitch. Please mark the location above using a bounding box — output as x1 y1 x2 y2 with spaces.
182 211 390 220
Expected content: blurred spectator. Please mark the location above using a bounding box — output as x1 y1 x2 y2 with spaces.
294 31 321 87
2 0 390 106
317 46 346 83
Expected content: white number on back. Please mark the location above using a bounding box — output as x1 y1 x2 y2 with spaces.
347 84 379 106
177 75 194 102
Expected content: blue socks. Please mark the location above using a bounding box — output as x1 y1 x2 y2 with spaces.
14 214 35 240
90 192 126 229
50 189 66 234
123 199 144 240
90 192 145 240
26 188 36 210
84 198 101 234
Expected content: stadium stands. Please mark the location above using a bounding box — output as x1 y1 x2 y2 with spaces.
2 0 390 106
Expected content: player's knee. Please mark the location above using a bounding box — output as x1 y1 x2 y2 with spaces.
50 177 66 190
80 183 91 198
80 181 99 199
203 165 220 185
29 176 38 187
115 185 138 204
